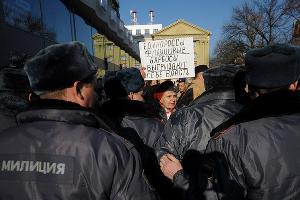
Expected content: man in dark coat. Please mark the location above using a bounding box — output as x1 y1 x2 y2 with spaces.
100 68 180 200
0 66 30 132
158 65 243 198
204 44 300 200
100 67 163 150
158 65 243 161
176 78 189 109
0 42 158 200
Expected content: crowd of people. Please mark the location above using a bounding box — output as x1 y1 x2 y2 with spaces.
0 41 300 200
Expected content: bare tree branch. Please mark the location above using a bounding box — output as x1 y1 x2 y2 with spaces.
213 0 296 64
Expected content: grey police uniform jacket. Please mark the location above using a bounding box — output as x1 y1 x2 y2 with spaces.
98 99 179 200
157 89 242 160
0 100 158 200
99 99 164 150
206 90 300 200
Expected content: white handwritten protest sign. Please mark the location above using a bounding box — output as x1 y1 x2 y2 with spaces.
139 37 195 80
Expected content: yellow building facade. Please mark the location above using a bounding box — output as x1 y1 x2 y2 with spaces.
152 19 211 66
92 19 211 74
92 33 140 71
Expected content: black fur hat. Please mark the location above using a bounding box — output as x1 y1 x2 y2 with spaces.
245 44 300 88
203 64 240 90
24 41 97 95
116 68 144 94
103 71 128 99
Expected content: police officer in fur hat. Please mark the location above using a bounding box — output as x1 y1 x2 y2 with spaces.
204 44 300 200
101 67 163 150
158 65 243 197
0 41 158 200
158 64 243 160
100 68 179 200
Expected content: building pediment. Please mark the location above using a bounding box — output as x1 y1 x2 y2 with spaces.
153 19 211 37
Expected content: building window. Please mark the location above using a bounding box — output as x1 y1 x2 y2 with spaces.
41 0 72 43
194 53 198 59
100 0 108 10
120 56 126 61
193 41 197 47
145 29 150 35
119 20 124 30
3 0 43 34
111 9 117 22
107 57 113 62
153 29 158 33
74 15 93 54
136 29 141 36
106 44 113 51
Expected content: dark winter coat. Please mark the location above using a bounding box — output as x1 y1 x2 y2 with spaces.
0 99 158 200
158 89 243 160
0 92 28 132
99 99 182 200
206 90 300 200
99 99 163 149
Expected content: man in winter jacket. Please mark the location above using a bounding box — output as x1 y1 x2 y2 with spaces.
161 44 300 200
101 67 163 151
0 42 158 200
205 44 300 200
158 65 243 198
100 68 180 200
158 65 243 161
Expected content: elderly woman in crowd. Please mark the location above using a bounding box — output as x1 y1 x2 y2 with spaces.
154 80 177 123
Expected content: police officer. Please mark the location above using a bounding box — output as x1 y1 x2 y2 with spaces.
158 65 243 161
206 44 300 200
0 42 158 200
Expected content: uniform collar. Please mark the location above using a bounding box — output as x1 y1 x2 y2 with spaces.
16 99 112 131
211 90 300 137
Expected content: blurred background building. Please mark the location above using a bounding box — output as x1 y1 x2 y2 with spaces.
92 9 162 70
1 0 211 74
0 0 139 74
152 20 211 67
